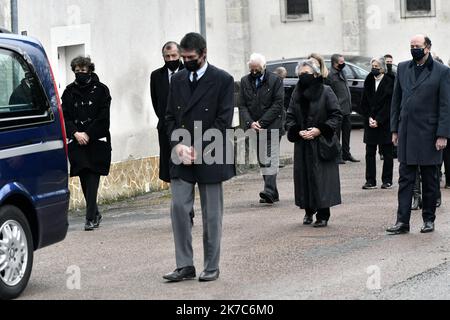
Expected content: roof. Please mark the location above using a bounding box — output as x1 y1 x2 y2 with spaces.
0 32 43 48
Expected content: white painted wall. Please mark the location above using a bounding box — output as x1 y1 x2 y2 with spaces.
364 0 450 64
205 0 230 73
17 0 199 162
0 0 11 29
247 0 344 61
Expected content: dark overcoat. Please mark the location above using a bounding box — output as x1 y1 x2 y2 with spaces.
328 67 352 115
150 63 184 182
391 56 450 165
239 71 284 132
165 64 236 184
62 73 112 177
360 74 394 145
286 82 343 209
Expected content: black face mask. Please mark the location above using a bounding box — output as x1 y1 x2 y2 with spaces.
165 60 181 72
184 54 204 72
386 64 393 73
337 63 346 71
371 68 381 77
250 71 263 79
411 48 426 62
298 73 316 89
75 72 91 85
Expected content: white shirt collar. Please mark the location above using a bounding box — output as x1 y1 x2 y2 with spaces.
168 68 179 76
190 61 208 81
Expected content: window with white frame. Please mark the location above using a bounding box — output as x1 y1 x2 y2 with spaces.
401 0 436 18
280 0 313 22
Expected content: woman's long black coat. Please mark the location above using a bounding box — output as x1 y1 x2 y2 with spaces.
286 82 343 210
360 74 394 145
62 73 112 177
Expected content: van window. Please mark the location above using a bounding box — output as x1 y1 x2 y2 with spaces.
0 48 52 129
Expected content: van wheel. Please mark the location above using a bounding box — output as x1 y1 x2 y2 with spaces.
0 205 34 300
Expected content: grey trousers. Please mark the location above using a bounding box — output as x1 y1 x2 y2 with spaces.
170 179 224 272
257 131 280 199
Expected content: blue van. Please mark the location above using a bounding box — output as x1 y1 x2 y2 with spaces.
0 32 70 299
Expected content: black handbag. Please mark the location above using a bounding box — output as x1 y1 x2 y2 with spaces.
318 134 341 161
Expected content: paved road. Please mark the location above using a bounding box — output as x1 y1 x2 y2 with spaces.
20 130 450 300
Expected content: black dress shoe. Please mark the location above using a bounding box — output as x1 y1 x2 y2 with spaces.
421 222 435 233
386 223 410 235
94 214 102 228
163 266 196 282
362 183 377 190
381 183 393 190
199 269 220 282
260 198 280 204
84 220 95 231
343 155 360 163
313 220 328 228
337 159 346 165
303 214 314 225
259 192 275 204
411 195 422 211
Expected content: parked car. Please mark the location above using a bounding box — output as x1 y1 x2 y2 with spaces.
0 33 70 299
267 55 381 127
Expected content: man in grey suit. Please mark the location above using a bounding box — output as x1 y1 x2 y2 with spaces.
328 54 360 164
163 33 235 282
239 53 284 204
387 34 450 235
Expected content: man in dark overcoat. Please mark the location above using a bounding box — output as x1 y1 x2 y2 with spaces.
151 41 184 183
387 34 450 235
163 33 235 282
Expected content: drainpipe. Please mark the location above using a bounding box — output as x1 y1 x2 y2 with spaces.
199 0 206 39
10 0 18 34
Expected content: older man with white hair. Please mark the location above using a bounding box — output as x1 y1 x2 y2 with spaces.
239 53 284 204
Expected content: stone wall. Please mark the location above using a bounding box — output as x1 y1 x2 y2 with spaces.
69 156 168 210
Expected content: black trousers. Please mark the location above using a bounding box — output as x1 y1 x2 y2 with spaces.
337 114 352 159
79 170 101 222
444 144 450 185
305 208 331 222
413 167 441 199
365 144 393 185
397 164 438 224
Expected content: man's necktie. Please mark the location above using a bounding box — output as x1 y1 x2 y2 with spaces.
190 72 198 92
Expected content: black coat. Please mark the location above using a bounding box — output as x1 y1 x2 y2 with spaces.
391 56 450 165
150 63 184 131
239 71 284 131
286 82 343 209
328 67 352 115
165 64 236 184
62 73 112 177
150 63 184 182
360 74 394 145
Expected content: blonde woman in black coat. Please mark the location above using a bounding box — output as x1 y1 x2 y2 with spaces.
360 57 394 190
286 59 343 228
